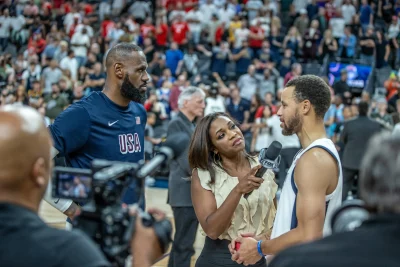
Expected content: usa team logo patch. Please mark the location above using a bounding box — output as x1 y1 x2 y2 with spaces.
136 116 141 125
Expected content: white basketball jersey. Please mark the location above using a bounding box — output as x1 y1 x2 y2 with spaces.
271 138 343 243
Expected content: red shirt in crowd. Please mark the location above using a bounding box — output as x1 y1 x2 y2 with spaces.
141 23 156 38
53 0 64 9
215 26 224 45
156 23 169 46
101 19 115 38
183 0 198 12
42 1 52 12
171 21 189 45
63 2 71 13
83 4 93 15
249 26 264 48
28 36 46 55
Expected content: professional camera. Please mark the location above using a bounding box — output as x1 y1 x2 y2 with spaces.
52 160 173 267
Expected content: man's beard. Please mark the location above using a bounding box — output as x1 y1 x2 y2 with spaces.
121 75 146 104
282 109 302 136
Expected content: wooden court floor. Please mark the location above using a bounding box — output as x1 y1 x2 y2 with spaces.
39 187 205 267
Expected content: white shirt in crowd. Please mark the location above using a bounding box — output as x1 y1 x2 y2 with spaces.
11 15 26 32
129 1 151 20
200 3 217 23
41 67 63 93
0 16 13 37
218 7 235 28
234 28 250 49
185 9 204 33
64 13 82 34
246 0 263 21
71 32 90 57
205 95 226 116
254 117 273 152
330 17 346 38
267 115 301 149
341 4 356 25
60 57 78 81
238 74 258 101
75 24 94 38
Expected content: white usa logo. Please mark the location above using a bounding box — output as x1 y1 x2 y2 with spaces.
136 116 141 125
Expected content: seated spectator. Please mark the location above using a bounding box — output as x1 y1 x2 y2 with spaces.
371 97 394 127
251 104 273 152
255 40 278 73
257 67 280 99
85 63 106 92
284 63 302 86
303 20 321 62
43 83 69 120
283 26 302 57
279 48 296 78
237 65 258 101
204 83 226 116
232 39 253 78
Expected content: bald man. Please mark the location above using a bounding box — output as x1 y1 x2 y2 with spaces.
0 105 110 266
0 105 170 267
44 43 150 218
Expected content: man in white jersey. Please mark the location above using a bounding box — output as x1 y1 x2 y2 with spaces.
230 75 343 265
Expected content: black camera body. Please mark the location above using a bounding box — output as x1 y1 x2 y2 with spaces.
52 160 172 267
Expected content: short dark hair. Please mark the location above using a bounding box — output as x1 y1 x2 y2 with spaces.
286 75 331 119
359 133 400 213
105 43 142 68
188 112 248 184
358 101 369 116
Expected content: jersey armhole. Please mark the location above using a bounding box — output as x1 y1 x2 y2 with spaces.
290 145 339 230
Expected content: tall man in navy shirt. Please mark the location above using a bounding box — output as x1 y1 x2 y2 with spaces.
44 43 149 218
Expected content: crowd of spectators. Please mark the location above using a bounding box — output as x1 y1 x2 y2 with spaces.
1 0 400 176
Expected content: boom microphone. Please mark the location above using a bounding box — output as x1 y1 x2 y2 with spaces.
135 133 190 179
244 141 282 199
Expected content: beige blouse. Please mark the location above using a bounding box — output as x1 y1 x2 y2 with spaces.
196 157 277 241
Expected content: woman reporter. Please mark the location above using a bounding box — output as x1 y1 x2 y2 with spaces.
189 112 277 267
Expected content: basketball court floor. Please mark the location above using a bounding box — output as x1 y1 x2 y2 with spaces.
39 187 204 267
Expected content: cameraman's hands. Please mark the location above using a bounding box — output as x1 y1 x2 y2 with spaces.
131 208 166 267
235 165 264 195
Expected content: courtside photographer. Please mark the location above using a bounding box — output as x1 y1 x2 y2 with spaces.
0 105 170 267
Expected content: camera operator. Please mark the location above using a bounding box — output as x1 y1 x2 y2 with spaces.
269 132 400 267
0 105 164 267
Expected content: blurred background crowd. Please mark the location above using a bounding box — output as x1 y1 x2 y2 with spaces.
1 0 400 192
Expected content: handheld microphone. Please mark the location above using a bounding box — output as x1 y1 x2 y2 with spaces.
135 133 189 179
244 141 282 199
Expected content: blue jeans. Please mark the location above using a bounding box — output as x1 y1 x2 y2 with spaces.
76 56 87 68
360 54 374 65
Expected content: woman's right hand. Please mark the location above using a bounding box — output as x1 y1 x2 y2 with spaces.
235 165 264 195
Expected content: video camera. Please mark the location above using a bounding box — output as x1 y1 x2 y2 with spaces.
51 133 189 267
52 160 171 266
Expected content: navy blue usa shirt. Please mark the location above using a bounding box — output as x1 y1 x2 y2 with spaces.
49 91 147 204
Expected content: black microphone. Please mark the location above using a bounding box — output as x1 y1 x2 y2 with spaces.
244 141 282 199
135 133 189 179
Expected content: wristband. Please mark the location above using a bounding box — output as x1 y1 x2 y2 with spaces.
257 240 265 257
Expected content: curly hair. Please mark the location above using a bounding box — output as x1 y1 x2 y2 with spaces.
286 75 331 119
